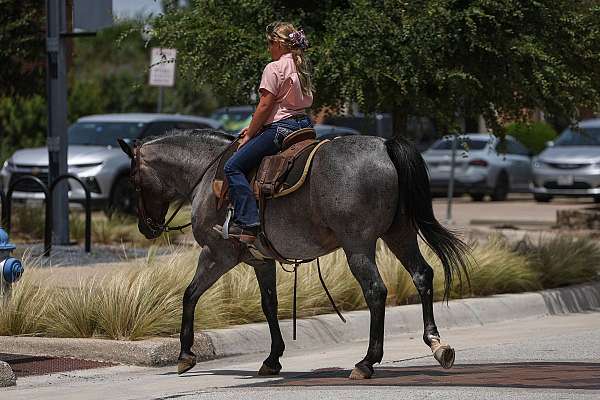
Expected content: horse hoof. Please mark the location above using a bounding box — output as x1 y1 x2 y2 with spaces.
349 366 372 380
433 344 455 369
258 363 281 376
177 355 197 375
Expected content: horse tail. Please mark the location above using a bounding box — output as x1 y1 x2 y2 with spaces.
385 137 470 301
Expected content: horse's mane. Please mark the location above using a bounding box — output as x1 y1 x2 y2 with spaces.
139 128 235 147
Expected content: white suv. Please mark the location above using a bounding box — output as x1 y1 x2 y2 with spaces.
1 113 221 214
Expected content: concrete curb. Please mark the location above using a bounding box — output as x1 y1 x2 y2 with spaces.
0 361 16 387
0 282 598 367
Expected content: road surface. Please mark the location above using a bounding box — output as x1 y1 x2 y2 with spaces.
2 311 599 399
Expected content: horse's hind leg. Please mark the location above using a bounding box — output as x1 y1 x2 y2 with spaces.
178 245 237 375
383 227 455 369
250 260 285 375
342 242 387 379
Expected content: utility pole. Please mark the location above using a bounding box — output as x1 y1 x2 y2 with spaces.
46 0 70 245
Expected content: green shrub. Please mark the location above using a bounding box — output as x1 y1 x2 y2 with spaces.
506 122 557 154
0 95 46 164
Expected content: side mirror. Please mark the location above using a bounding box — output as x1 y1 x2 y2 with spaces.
117 138 134 159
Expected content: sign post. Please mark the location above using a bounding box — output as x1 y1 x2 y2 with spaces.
149 48 177 113
46 0 70 245
46 0 112 245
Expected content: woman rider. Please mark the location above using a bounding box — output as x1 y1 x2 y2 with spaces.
219 22 315 241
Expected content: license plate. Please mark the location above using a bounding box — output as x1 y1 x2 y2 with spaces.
557 175 574 185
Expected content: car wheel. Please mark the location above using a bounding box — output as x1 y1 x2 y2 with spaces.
470 193 485 202
106 175 137 216
490 172 509 202
534 194 553 203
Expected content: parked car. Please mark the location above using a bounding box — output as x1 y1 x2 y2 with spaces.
211 106 361 139
0 113 221 214
314 124 359 140
211 106 253 134
422 134 533 201
531 119 600 202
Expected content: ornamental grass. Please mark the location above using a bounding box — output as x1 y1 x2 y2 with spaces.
0 235 598 340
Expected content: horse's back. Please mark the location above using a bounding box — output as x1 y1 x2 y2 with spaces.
263 135 399 258
310 136 398 237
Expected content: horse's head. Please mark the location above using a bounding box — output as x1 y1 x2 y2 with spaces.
118 138 172 240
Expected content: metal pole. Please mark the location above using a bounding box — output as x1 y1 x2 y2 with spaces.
446 135 457 223
47 0 70 245
157 87 164 113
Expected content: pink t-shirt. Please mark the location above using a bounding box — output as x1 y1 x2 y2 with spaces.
259 53 313 124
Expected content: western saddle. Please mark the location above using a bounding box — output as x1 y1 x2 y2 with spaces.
212 127 329 262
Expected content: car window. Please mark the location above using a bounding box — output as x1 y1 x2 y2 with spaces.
68 122 146 146
430 138 488 150
211 110 253 133
141 121 178 138
175 122 212 130
507 139 530 156
555 127 600 146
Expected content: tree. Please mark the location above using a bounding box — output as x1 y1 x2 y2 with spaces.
153 0 600 139
0 0 46 97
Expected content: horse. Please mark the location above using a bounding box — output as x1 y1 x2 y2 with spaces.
117 129 470 379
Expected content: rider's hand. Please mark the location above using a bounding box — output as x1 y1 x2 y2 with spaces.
238 128 251 148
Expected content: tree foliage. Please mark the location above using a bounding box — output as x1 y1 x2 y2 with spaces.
153 0 600 138
0 0 46 97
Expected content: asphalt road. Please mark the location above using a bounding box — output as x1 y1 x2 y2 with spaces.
3 311 599 400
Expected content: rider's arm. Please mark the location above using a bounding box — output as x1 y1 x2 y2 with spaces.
244 90 277 139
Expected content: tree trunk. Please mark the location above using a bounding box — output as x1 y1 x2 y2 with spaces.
392 107 409 140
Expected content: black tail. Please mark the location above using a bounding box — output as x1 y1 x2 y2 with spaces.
385 137 471 300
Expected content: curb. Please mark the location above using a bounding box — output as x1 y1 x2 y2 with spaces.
0 361 16 387
0 282 598 367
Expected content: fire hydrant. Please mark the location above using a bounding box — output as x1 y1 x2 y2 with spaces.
0 227 23 294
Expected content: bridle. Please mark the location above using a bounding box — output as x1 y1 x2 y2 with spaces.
131 137 239 236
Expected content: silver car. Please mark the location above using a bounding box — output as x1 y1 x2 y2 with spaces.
0 113 221 214
531 118 600 202
423 133 533 201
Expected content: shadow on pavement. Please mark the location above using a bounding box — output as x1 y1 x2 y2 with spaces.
196 362 600 390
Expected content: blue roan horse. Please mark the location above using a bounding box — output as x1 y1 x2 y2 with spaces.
118 130 470 379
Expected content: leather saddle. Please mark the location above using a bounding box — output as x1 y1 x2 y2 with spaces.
212 127 328 208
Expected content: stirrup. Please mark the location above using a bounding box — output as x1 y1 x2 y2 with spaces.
221 206 234 239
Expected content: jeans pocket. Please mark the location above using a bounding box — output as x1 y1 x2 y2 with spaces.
274 126 295 149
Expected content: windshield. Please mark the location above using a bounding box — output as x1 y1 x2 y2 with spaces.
431 138 488 151
554 127 600 146
211 110 253 133
68 122 146 146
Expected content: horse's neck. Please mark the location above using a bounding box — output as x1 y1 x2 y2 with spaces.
148 139 228 197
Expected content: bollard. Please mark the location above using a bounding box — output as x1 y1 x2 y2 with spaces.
0 227 23 295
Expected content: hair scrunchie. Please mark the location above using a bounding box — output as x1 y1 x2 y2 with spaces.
288 29 309 50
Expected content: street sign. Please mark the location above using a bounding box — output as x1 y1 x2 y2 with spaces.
73 0 113 32
149 48 177 87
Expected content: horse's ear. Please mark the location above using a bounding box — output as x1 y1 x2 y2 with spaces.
117 138 134 159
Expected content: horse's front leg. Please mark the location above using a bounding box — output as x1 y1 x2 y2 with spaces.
250 260 285 375
178 245 237 374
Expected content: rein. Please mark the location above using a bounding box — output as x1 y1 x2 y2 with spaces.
132 137 240 235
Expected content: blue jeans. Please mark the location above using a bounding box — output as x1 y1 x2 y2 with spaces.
224 115 313 227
